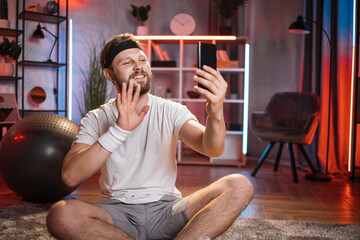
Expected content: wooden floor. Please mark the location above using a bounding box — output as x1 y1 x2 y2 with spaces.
1 158 360 224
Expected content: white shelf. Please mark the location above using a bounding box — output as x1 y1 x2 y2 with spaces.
140 36 249 166
152 67 180 71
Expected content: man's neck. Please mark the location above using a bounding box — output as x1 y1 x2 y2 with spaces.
136 93 149 114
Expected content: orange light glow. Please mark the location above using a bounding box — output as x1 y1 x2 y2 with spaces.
13 135 25 141
349 46 356 172
134 35 238 41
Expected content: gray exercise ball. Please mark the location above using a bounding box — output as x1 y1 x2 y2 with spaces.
0 113 78 203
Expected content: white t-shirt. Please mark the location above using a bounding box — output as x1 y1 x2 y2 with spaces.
74 94 197 204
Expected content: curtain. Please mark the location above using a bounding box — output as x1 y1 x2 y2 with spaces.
301 0 355 173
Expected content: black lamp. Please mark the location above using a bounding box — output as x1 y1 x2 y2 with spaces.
288 16 310 34
288 15 332 182
32 23 58 63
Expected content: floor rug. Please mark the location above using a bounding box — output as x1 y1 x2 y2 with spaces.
1 202 360 239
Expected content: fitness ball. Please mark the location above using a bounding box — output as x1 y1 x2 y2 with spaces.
0 113 78 203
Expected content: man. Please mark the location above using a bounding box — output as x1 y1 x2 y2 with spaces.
46 33 254 240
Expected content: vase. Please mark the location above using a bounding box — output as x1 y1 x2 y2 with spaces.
0 63 14 77
0 19 10 29
137 26 149 35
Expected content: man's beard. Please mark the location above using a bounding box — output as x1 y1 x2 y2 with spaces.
115 70 152 96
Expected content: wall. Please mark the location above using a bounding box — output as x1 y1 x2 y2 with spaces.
245 0 305 160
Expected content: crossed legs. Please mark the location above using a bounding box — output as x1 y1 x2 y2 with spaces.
46 173 254 239
176 173 254 239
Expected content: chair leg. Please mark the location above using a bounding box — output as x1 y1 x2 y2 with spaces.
287 142 298 183
273 142 284 172
297 144 317 174
251 142 275 177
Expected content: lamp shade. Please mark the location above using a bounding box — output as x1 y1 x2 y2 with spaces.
288 15 310 34
32 24 45 39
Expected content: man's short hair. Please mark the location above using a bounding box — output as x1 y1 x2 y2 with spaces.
100 33 142 70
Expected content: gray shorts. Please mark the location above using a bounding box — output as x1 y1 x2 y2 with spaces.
97 195 190 240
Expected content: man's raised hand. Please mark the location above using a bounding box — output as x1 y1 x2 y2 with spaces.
115 80 149 131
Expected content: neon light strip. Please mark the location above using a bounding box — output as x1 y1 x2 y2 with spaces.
68 19 73 120
349 46 355 172
243 44 250 154
349 0 356 171
135 35 237 41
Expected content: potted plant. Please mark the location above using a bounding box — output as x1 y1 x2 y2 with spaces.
211 0 247 34
79 39 108 118
131 4 151 35
0 36 21 76
0 0 9 28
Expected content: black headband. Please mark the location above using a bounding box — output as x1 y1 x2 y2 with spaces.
104 40 142 68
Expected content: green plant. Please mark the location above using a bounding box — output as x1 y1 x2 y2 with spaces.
0 0 8 20
131 4 151 25
211 0 247 20
0 37 21 62
230 88 238 94
79 40 108 118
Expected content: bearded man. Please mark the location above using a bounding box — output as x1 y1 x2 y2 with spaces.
46 33 254 240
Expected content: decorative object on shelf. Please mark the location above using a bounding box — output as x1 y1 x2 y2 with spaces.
26 4 42 13
150 41 176 67
216 49 240 68
46 1 58 14
30 86 46 104
0 36 22 77
32 23 58 63
165 88 173 98
211 0 247 35
151 60 176 67
0 93 20 123
131 4 151 35
187 90 201 99
230 88 238 99
230 123 242 131
79 39 108 118
170 13 196 35
0 0 9 29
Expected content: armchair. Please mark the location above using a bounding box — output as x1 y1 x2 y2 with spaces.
250 92 320 183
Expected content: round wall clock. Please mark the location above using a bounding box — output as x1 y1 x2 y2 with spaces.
170 13 196 35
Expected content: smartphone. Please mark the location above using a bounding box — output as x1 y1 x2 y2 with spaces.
197 42 217 90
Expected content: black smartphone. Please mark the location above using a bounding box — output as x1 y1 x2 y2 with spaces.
197 42 217 90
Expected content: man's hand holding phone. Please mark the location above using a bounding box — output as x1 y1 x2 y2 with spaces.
193 42 227 118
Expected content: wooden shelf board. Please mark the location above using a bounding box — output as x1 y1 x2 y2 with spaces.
18 60 66 68
18 11 66 24
0 76 22 81
0 28 22 37
21 110 66 113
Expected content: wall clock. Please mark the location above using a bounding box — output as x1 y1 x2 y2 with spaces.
170 13 196 35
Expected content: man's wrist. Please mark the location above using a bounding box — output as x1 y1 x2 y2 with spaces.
98 124 131 152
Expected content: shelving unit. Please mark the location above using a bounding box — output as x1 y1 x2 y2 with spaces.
16 0 68 117
135 35 250 166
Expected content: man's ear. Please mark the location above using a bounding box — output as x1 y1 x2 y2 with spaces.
103 68 114 83
103 68 120 92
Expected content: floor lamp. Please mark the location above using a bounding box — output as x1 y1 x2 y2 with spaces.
288 15 332 182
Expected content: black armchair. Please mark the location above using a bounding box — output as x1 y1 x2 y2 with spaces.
250 92 320 183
